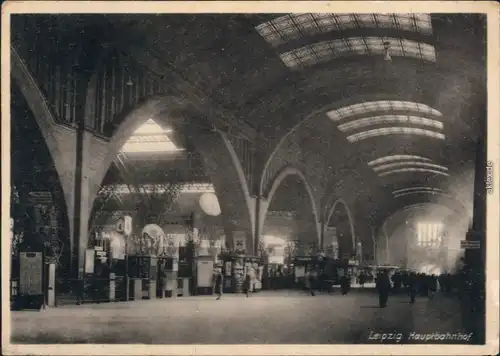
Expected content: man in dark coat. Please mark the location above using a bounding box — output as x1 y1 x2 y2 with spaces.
213 268 224 300
408 272 418 304
376 270 391 308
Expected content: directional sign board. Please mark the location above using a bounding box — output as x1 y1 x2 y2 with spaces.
460 240 481 249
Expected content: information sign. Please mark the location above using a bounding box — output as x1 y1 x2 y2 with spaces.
19 252 43 295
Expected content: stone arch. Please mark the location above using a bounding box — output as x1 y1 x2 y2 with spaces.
10 81 72 269
89 95 254 249
260 166 321 248
10 46 71 197
324 198 356 256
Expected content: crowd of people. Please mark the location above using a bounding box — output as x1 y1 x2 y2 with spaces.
212 263 482 309
373 269 481 308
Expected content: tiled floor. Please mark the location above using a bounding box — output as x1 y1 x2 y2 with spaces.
10 290 469 344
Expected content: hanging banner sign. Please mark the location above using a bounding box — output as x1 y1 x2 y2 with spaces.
85 249 95 274
356 242 363 259
110 234 126 260
233 232 247 255
123 216 133 235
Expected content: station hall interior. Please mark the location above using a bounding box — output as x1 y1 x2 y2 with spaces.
8 13 489 345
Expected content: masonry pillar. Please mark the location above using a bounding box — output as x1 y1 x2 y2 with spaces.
462 116 487 344
71 132 109 277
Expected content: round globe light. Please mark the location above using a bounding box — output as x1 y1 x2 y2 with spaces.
199 192 221 216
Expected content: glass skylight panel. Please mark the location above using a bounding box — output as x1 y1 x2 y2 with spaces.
120 141 181 153
337 115 443 132
326 101 443 122
368 155 432 166
378 168 450 177
133 119 172 135
111 183 215 194
394 191 451 198
393 187 444 195
279 37 436 69
373 161 448 172
357 14 376 27
255 13 432 47
346 127 445 142
120 118 181 153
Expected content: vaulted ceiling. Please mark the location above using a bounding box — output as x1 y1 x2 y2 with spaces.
11 13 487 224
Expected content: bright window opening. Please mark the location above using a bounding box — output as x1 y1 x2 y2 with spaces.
255 13 433 47
368 155 432 166
416 222 443 248
337 115 443 132
279 37 435 69
327 101 442 122
346 127 445 142
120 119 184 153
393 187 444 195
378 168 450 177
373 161 448 172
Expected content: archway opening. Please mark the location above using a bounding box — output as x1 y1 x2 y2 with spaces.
377 203 466 272
325 201 355 261
262 172 318 264
89 115 227 269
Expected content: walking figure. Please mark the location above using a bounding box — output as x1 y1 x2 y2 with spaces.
213 267 223 300
376 270 391 308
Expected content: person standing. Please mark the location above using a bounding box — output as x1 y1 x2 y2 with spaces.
340 271 350 295
376 270 391 308
408 272 418 304
213 268 223 300
243 269 253 298
428 274 437 299
306 267 317 296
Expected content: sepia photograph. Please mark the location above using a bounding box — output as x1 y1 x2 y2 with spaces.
2 1 499 355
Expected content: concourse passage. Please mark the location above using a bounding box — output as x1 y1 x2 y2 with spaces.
11 291 466 344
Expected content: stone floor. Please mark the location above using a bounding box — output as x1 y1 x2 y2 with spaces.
11 290 469 344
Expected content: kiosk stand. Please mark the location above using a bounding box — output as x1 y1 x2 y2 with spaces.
195 255 214 295
293 256 314 289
